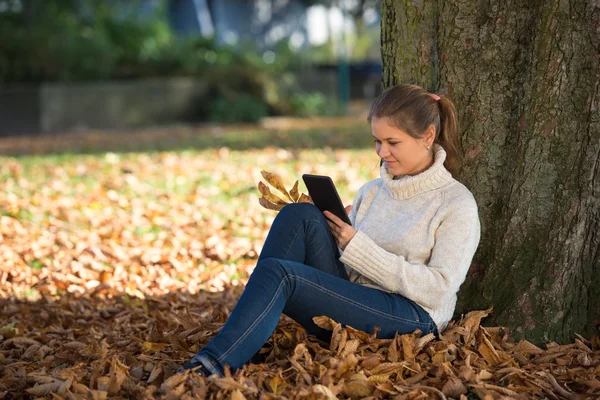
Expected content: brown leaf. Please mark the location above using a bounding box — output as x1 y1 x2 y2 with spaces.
400 333 416 361
360 355 381 370
312 316 337 331
335 354 359 378
230 389 247 400
461 307 493 344
289 180 300 202
477 331 501 366
258 196 285 211
147 363 163 384
442 376 468 397
509 339 543 354
26 380 64 397
298 193 311 203
342 379 373 399
257 181 289 205
387 335 399 362
471 383 519 397
260 171 293 201
108 356 128 394
311 384 337 400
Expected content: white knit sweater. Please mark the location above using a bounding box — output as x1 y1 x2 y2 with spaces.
339 144 481 332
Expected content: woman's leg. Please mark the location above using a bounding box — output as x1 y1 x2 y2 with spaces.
259 202 348 279
186 257 436 377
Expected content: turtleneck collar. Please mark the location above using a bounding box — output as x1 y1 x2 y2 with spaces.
380 144 454 199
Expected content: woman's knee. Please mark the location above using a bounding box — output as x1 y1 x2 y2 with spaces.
277 202 323 223
255 257 289 278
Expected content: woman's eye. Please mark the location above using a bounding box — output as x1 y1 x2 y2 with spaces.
373 139 381 144
389 142 399 146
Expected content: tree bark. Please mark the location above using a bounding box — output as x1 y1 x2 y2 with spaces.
381 0 600 343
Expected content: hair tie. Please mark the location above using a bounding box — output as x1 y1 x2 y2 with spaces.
430 94 441 101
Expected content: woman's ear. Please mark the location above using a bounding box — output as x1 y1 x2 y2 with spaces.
424 125 436 146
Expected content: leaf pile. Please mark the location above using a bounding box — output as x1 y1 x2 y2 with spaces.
257 171 310 211
0 149 598 399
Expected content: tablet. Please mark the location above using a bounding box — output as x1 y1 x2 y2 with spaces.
302 174 352 225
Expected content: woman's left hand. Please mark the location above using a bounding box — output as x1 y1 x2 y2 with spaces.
323 210 357 250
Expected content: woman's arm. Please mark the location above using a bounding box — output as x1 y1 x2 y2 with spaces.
339 203 481 310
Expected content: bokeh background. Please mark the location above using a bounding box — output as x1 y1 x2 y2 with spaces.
0 0 382 142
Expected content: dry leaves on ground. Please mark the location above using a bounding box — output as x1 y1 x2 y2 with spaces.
0 149 598 399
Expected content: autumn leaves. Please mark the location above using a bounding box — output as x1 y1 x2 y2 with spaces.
257 170 310 211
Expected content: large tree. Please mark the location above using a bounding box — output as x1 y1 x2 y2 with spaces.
380 0 599 343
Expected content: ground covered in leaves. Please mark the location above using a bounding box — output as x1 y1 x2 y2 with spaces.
1 132 599 399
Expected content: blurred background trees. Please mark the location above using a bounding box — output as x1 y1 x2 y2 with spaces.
0 0 382 131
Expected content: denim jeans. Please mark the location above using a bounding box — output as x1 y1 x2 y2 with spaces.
186 202 437 376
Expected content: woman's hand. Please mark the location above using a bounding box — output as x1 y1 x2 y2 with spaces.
324 206 356 250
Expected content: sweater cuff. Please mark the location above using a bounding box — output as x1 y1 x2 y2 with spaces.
339 230 372 271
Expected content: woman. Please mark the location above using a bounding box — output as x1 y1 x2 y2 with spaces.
180 84 481 377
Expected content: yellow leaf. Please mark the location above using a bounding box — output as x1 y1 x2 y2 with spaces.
269 375 283 394
141 342 170 352
261 171 293 201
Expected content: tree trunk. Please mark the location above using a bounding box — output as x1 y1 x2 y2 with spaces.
381 0 600 343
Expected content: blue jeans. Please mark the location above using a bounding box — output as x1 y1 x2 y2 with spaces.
187 203 437 376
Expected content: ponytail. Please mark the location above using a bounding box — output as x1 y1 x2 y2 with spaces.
435 96 461 178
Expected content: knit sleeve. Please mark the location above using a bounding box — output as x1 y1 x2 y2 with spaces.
348 189 362 226
339 201 481 310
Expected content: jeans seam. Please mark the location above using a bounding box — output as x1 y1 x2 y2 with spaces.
306 219 343 278
216 273 289 363
281 222 304 260
293 275 431 327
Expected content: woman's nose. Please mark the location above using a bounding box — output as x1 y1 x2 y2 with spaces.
377 144 389 158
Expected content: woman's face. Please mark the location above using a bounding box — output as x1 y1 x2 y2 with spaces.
371 117 434 176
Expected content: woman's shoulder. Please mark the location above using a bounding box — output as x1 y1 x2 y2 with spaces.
356 178 384 196
441 179 479 211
